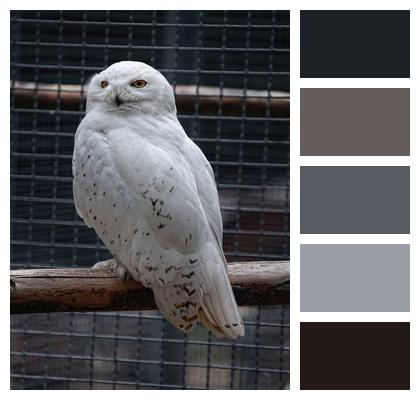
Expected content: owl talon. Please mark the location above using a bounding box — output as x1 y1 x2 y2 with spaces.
92 259 131 282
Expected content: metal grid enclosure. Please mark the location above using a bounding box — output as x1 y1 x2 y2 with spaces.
10 10 290 389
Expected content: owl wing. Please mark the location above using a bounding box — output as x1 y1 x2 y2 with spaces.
72 121 93 228
104 123 243 339
108 126 209 255
185 139 223 243
184 140 244 338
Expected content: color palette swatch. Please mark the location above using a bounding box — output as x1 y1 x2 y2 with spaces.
299 10 410 390
300 245 410 312
300 322 410 389
300 88 410 156
300 10 410 77
300 166 410 234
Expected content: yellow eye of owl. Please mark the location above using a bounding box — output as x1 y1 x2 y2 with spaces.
131 79 147 88
100 80 108 89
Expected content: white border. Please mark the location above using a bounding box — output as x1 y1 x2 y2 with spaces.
2 1 419 398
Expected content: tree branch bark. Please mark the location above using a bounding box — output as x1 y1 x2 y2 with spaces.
10 261 289 314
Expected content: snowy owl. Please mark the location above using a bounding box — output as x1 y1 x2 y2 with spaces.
72 61 244 339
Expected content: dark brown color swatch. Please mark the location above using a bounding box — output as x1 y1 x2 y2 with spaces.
301 88 410 156
300 322 410 390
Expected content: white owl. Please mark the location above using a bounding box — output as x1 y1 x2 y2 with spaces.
72 61 244 339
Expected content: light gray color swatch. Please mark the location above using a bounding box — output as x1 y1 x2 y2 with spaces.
300 244 410 312
300 166 410 234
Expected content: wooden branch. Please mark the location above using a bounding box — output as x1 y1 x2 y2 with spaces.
11 81 290 118
10 261 289 314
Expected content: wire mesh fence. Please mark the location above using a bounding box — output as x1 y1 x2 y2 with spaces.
10 10 290 389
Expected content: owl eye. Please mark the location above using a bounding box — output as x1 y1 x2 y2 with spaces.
100 80 108 89
131 79 147 88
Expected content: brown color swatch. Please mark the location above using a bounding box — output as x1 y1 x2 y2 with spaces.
300 88 410 156
300 322 410 390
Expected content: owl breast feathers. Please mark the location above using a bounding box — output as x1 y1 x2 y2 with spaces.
72 61 244 339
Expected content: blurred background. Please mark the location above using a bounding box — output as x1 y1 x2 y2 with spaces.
10 10 290 389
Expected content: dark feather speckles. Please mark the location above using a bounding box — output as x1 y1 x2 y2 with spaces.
165 265 175 274
181 271 195 279
158 223 165 229
183 286 196 296
189 259 198 265
170 186 174 193
134 229 138 234
181 315 198 323
175 300 196 309
149 197 158 208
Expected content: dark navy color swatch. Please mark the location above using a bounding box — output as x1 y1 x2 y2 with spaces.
300 10 410 78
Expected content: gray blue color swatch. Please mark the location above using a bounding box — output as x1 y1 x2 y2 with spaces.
300 166 410 234
300 244 410 312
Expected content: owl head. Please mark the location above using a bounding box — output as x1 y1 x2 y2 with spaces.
85 61 176 115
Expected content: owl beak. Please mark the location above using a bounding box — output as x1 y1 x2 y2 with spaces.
115 95 123 107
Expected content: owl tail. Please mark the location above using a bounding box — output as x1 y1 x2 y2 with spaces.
199 261 244 340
